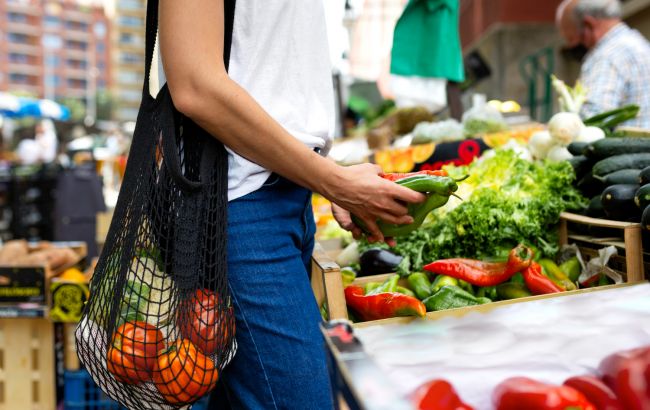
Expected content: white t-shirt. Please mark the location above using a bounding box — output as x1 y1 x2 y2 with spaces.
157 0 335 201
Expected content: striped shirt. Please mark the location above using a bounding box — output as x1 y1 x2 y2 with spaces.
580 23 650 128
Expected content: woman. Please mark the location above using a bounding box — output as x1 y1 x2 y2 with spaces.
158 0 424 408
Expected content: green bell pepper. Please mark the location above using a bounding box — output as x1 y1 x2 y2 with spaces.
476 286 498 300
496 282 532 300
366 274 399 295
407 272 433 300
341 267 357 287
559 257 581 282
396 286 416 297
352 175 459 237
431 275 459 293
422 286 491 312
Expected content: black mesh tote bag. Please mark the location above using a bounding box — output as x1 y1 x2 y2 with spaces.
75 0 237 408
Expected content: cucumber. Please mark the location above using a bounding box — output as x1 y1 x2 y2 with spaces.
567 155 592 180
592 153 650 177
635 184 650 209
639 166 650 186
642 205 650 230
594 169 641 186
601 184 641 221
586 195 605 218
568 142 589 156
585 138 650 159
577 172 606 198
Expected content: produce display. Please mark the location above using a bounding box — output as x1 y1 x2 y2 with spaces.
406 343 650 410
361 149 585 273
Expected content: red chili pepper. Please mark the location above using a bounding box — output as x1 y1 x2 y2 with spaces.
564 375 623 410
412 379 474 410
599 346 650 410
522 262 563 295
344 285 426 321
493 377 596 410
380 170 448 181
423 244 533 287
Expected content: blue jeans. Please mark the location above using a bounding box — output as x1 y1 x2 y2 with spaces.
209 175 333 409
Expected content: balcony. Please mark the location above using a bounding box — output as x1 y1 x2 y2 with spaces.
65 48 88 59
65 10 92 23
65 69 88 80
7 42 41 55
64 30 91 42
5 1 41 17
6 21 41 36
8 63 41 76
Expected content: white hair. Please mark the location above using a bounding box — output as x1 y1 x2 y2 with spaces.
573 0 622 22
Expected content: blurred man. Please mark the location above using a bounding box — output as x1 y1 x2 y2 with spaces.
557 0 650 127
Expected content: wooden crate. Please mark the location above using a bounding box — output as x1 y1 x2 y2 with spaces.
0 318 56 410
559 212 645 282
311 243 347 320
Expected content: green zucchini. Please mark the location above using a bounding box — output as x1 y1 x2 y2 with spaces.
639 166 650 186
567 155 592 180
594 169 641 186
601 184 641 221
586 195 605 218
642 204 650 230
577 172 606 198
568 142 589 156
585 138 650 159
592 153 650 177
635 184 650 209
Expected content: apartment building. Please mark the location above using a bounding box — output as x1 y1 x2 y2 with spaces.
111 0 145 122
0 0 112 111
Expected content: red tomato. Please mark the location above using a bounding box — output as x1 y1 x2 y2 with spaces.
106 321 164 384
179 289 234 355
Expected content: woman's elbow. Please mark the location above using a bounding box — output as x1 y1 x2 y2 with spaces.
167 72 228 120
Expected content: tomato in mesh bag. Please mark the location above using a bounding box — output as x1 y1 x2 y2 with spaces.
153 339 220 405
107 321 165 384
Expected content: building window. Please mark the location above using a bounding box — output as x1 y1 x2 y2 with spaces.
7 12 29 24
45 55 60 67
119 16 144 28
9 73 31 84
66 59 87 69
9 53 30 64
7 33 30 45
118 71 140 84
120 89 141 102
66 40 87 51
94 22 107 38
98 80 106 89
67 78 88 88
118 0 143 11
42 34 63 49
120 52 143 64
44 15 61 28
65 20 89 32
96 42 106 53
45 75 60 87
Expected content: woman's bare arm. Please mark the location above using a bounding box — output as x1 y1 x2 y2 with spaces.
159 0 424 242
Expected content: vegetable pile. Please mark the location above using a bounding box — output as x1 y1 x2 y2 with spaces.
361 149 585 274
340 244 597 322
409 344 650 410
570 137 650 223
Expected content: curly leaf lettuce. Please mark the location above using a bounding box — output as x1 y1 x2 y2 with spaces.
362 150 587 275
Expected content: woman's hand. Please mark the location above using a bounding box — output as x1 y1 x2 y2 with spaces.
323 164 425 244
